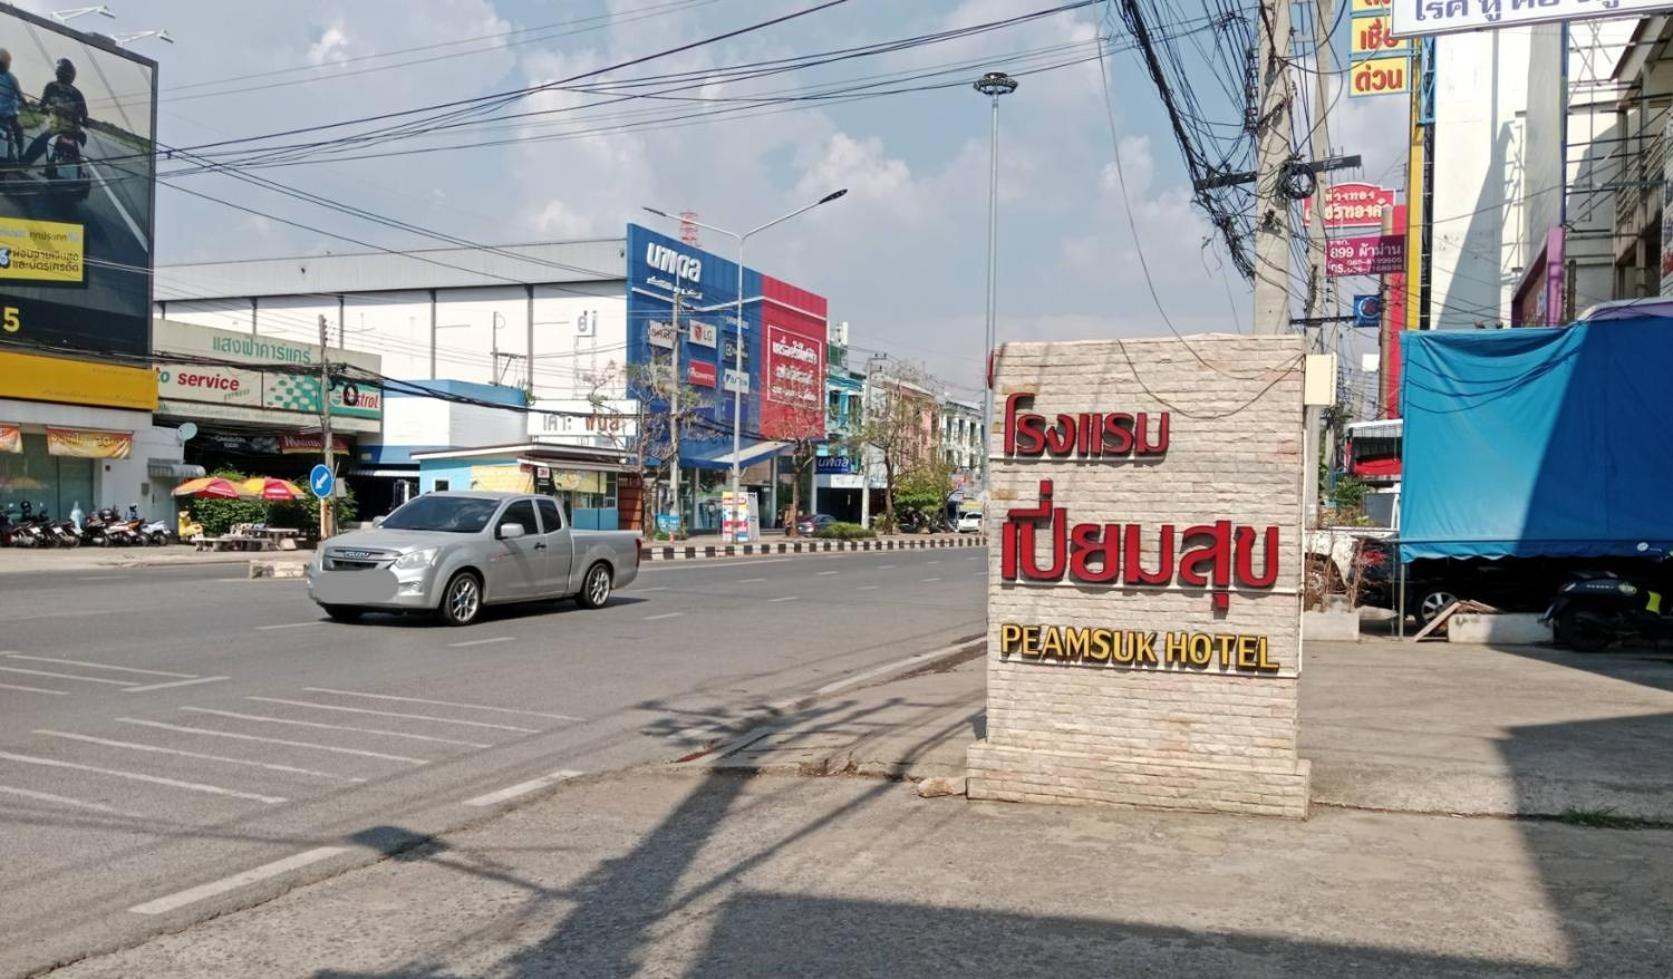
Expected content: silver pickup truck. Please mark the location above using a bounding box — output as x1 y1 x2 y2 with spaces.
305 491 641 625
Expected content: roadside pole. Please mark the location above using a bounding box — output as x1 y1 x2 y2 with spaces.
1251 0 1293 334
670 289 682 536
317 314 333 540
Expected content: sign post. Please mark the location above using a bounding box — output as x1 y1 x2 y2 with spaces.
967 335 1310 817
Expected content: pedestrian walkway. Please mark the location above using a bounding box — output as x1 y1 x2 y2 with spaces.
0 546 311 576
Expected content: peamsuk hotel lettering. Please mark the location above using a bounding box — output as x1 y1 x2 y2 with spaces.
1000 393 1280 610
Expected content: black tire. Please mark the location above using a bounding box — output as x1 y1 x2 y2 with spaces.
1554 610 1610 652
1417 589 1458 625
436 570 484 626
322 604 364 623
576 562 613 609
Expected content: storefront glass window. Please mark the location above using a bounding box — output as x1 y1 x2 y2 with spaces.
0 433 94 519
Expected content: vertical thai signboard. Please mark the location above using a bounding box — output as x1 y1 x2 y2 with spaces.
967 335 1311 817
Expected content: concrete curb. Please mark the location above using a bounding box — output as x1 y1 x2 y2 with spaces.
671 635 986 768
642 534 987 562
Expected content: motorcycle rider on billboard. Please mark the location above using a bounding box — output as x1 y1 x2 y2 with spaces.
19 58 86 168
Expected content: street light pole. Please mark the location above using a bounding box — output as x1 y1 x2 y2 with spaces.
974 71 1017 494
643 189 847 542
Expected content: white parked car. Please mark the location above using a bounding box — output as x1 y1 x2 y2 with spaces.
956 511 983 534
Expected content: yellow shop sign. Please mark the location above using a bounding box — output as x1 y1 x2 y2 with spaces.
0 216 85 283
0 350 157 410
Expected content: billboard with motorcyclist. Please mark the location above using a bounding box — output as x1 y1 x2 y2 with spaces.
0 4 156 360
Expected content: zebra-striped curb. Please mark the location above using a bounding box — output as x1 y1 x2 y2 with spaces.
642 534 987 562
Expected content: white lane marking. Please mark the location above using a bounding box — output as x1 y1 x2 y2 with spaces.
768 595 800 603
85 157 150 250
965 556 979 562
928 561 943 565
448 636 514 649
0 682 68 695
640 557 795 572
76 575 125 581
878 564 895 569
643 612 684 621
817 570 839 576
2 653 195 678
813 640 979 698
123 676 229 694
256 622 322 632
922 577 942 582
36 731 364 783
855 585 879 592
462 770 583 807
128 846 349 916
245 697 537 733
301 688 581 721
0 666 135 687
178 708 490 748
0 751 285 805
121 718 428 764
637 586 669 592
738 577 766 583
0 784 130 815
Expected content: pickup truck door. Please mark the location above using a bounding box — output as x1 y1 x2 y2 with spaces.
534 497 574 596
488 499 541 601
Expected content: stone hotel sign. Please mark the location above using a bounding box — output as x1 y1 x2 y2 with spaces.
967 335 1310 818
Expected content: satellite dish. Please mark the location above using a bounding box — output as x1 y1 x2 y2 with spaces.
177 422 198 443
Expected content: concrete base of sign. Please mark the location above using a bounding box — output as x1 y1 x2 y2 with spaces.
1303 609 1361 642
1448 612 1552 645
968 741 1310 819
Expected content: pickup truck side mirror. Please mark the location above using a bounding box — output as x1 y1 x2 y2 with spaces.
498 522 526 540
372 515 385 528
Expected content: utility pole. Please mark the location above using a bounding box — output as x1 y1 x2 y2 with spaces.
974 71 1017 487
317 314 333 540
1251 0 1293 334
669 289 682 536
1301 0 1333 528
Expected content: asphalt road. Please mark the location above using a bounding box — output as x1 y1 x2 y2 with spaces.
0 547 986 977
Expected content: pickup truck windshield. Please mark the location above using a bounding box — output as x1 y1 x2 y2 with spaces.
381 496 501 533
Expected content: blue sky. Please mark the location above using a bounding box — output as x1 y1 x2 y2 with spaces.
14 0 1405 395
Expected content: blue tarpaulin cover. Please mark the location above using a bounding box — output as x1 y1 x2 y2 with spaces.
1399 317 1673 560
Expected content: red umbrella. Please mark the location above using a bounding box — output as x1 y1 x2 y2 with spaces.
240 477 307 501
172 476 242 499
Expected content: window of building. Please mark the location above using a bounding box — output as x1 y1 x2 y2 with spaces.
433 479 450 492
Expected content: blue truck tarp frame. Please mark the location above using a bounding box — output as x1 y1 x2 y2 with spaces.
1398 316 1673 561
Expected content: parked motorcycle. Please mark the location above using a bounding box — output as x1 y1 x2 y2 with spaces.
1543 544 1673 651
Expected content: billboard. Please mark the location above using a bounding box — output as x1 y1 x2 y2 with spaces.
1302 182 1396 229
0 4 157 360
1391 0 1673 38
624 224 828 465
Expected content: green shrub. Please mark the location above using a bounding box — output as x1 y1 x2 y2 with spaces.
816 521 875 540
184 468 356 539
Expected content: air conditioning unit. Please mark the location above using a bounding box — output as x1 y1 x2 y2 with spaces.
830 320 849 346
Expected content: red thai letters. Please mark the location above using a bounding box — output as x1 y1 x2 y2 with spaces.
1003 393 1168 459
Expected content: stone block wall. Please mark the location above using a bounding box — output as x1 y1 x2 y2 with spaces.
967 335 1310 818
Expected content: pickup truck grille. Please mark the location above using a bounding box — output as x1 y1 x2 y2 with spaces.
325 549 392 571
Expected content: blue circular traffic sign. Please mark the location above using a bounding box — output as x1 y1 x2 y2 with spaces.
309 464 335 499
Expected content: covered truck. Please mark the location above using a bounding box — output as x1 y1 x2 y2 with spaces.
1395 314 1673 619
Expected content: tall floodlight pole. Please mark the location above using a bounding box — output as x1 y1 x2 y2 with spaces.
643 189 847 542
974 71 1016 492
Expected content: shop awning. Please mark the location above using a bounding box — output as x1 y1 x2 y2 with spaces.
148 460 206 479
688 440 791 471
347 467 418 479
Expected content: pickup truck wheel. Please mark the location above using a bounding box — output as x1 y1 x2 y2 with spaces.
1417 589 1458 625
321 604 364 622
577 562 612 609
437 571 483 626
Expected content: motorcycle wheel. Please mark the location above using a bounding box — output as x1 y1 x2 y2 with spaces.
1554 610 1610 653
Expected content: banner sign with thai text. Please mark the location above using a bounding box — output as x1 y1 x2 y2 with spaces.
1327 234 1407 276
1390 0 1667 39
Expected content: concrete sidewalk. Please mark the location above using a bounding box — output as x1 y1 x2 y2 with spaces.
49 767 1673 978
0 545 312 575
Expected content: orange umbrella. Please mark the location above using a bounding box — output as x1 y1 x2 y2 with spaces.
172 476 242 498
240 477 307 501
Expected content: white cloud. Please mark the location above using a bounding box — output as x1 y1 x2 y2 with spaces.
307 24 349 66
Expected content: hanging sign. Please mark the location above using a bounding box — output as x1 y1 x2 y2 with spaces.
46 427 132 459
0 422 19 453
1326 234 1407 276
1303 182 1396 229
1391 0 1671 39
687 361 717 388
1350 15 1409 58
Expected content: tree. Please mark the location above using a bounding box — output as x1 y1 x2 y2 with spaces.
892 457 953 532
573 360 715 537
853 361 940 534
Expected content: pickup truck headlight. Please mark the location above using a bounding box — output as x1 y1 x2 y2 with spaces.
394 548 438 570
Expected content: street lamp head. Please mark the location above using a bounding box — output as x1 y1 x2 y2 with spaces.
974 71 1018 97
817 188 848 205
642 206 671 219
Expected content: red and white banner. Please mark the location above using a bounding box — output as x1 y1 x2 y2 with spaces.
0 422 20 453
1326 234 1406 277
758 275 827 440
279 434 352 455
686 361 717 388
1303 182 1396 229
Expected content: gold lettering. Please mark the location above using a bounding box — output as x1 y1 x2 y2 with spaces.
1020 625 1041 658
1135 631 1158 665
1164 631 1188 666
1216 634 1235 668
1236 635 1258 670
1038 625 1063 660
999 623 1022 656
1257 636 1279 671
1063 626 1090 661
1112 630 1135 664
1088 628 1112 662
1187 633 1213 668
